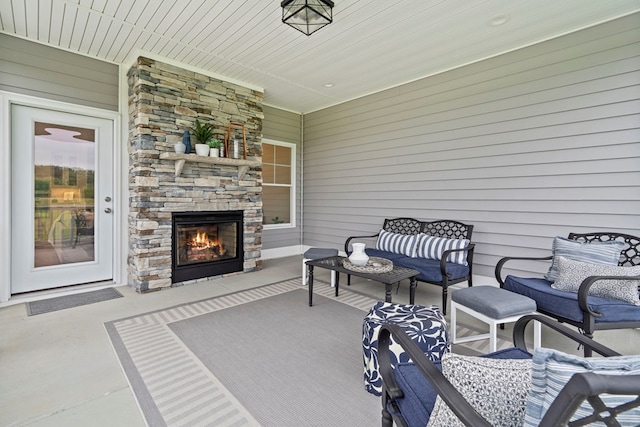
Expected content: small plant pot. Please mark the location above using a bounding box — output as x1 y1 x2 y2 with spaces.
195 144 210 156
174 143 186 154
209 148 219 157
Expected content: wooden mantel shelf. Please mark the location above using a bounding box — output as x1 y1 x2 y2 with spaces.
160 153 260 179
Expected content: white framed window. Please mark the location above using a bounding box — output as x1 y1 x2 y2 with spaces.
262 139 296 229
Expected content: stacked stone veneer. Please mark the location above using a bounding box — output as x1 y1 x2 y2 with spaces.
128 57 263 292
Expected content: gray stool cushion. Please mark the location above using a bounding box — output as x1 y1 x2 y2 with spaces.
304 248 338 259
452 286 536 319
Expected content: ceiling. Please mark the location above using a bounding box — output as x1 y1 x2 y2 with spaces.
1 0 639 113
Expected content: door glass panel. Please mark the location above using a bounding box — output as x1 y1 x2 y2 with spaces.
33 122 95 267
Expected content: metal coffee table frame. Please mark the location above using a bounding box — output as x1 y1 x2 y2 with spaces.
305 255 419 306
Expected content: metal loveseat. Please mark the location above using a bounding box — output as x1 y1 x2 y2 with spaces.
379 315 640 427
495 232 640 355
345 218 475 314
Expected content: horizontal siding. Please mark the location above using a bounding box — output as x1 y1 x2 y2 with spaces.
0 33 118 110
302 13 640 280
262 105 302 250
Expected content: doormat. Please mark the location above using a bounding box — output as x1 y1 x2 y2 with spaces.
27 287 123 316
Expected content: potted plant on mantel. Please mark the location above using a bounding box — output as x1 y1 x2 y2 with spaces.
207 138 223 157
191 119 215 156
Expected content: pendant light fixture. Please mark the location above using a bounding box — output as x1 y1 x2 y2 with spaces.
281 0 334 36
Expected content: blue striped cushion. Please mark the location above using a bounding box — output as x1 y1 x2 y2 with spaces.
375 229 418 257
415 234 470 266
523 348 640 426
544 236 624 282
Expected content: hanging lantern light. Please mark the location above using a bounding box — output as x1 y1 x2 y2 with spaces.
281 0 334 36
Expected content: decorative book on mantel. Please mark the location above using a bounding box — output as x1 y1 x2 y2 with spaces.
159 153 260 179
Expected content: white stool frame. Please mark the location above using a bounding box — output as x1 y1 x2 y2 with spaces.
302 257 336 287
451 300 541 353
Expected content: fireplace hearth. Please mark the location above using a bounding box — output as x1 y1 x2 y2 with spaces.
172 211 244 283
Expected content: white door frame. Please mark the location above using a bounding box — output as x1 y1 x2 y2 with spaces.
0 91 121 302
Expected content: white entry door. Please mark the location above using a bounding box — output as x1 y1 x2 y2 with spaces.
11 104 114 294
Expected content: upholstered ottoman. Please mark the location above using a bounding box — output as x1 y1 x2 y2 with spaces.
451 286 540 353
362 301 449 396
302 248 337 287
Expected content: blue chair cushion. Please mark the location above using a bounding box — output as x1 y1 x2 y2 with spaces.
364 248 407 262
503 276 640 324
392 348 531 427
452 286 536 319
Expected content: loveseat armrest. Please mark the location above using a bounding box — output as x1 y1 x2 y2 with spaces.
440 243 475 276
512 315 620 357
344 233 379 255
379 324 492 427
576 275 640 318
495 255 553 286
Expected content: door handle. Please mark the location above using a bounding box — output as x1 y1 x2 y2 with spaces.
104 208 112 214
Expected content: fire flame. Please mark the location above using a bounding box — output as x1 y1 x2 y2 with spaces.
189 232 222 252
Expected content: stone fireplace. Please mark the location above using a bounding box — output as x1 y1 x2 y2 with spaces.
127 57 263 293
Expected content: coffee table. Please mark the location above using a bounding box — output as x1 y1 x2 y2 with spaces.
305 255 419 306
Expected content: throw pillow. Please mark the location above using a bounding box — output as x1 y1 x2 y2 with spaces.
524 348 640 426
552 256 640 305
375 229 418 257
426 354 532 427
415 234 470 265
545 236 624 282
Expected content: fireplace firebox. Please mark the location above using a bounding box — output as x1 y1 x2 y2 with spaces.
172 211 244 283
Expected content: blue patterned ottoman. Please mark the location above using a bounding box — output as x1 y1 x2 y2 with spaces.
362 301 449 396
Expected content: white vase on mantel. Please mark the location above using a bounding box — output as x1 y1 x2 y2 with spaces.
349 243 369 266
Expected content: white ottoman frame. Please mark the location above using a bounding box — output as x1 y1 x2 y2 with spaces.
451 300 541 353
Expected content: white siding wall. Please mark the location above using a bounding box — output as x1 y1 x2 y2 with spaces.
302 14 640 279
262 105 303 250
0 33 118 110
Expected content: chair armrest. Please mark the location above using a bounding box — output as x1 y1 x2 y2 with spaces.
344 234 379 254
379 324 492 427
495 255 553 286
576 275 640 317
440 243 475 276
541 372 640 426
512 315 620 357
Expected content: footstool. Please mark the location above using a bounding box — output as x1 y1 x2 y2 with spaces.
451 286 540 353
362 301 449 396
302 248 337 287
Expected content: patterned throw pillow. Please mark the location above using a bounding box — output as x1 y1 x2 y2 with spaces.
415 234 470 265
426 354 532 427
545 236 624 282
375 229 418 257
551 256 640 305
524 348 640 427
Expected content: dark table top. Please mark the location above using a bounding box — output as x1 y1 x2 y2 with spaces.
305 255 418 285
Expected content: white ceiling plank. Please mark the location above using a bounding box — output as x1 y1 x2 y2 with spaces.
78 11 100 53
47 0 65 44
141 0 177 33
96 20 122 58
86 15 110 57
112 25 143 63
124 0 150 25
9 0 26 36
105 22 132 62
36 0 52 42
58 3 78 48
24 0 40 38
68 5 90 51
90 0 108 14
0 0 16 33
113 0 134 22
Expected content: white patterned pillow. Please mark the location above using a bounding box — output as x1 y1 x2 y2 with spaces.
375 229 418 257
415 234 469 265
426 354 532 427
524 348 640 426
545 236 624 282
551 256 640 305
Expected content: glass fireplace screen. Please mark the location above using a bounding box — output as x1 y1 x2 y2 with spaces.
175 222 238 266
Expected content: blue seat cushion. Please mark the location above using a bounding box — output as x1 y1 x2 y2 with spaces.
392 348 531 427
503 276 640 324
365 248 407 262
396 257 470 282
